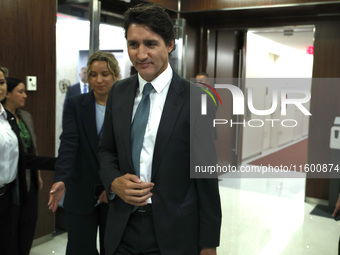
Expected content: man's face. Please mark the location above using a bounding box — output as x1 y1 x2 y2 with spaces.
79 68 87 83
195 75 209 88
127 23 174 82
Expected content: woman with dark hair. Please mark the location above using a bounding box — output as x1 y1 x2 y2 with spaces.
2 77 43 255
0 67 55 255
0 66 18 255
48 51 121 255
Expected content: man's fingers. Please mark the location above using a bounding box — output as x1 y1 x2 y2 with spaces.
125 173 142 183
126 186 153 197
125 193 152 206
125 181 154 190
124 188 153 204
111 174 154 206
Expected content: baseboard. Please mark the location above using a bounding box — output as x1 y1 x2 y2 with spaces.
32 233 53 247
305 196 328 206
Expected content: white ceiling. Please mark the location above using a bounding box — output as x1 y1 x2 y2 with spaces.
249 25 315 52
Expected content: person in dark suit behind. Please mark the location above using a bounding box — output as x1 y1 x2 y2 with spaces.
66 66 88 99
195 72 209 89
48 51 121 255
2 77 44 255
0 66 55 255
195 72 219 108
99 4 221 255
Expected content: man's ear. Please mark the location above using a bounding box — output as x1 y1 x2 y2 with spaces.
167 39 175 54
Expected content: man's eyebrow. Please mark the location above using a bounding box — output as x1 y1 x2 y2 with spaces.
144 39 158 43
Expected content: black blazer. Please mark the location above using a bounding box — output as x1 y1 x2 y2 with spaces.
6 110 55 205
66 83 81 99
55 91 105 215
99 72 221 255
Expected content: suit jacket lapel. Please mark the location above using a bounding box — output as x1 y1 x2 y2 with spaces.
17 109 38 154
120 76 139 173
152 72 185 179
80 91 98 159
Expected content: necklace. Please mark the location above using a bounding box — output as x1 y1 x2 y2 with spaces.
96 103 106 116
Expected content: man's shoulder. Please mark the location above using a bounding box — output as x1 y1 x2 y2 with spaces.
113 76 138 90
69 83 80 90
70 82 80 87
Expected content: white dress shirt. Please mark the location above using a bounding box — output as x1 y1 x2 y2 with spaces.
0 103 19 187
80 81 88 94
132 64 173 203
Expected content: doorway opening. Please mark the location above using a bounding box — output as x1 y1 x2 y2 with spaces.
242 25 315 162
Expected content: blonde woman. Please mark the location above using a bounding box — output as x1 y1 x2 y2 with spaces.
48 52 121 255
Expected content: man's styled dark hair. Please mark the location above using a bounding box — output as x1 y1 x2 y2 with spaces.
196 72 209 78
123 3 176 52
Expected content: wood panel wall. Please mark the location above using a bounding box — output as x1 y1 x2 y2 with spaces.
0 0 56 239
148 0 178 12
184 20 200 80
214 31 240 167
181 0 340 11
306 20 340 199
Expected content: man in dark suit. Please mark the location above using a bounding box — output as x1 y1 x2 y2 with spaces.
65 66 88 99
99 4 221 255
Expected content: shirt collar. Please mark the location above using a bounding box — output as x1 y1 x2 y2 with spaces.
80 81 87 87
137 64 173 95
0 103 7 119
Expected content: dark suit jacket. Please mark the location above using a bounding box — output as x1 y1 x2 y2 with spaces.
66 83 81 99
55 91 105 215
6 110 55 205
17 109 39 191
99 71 222 255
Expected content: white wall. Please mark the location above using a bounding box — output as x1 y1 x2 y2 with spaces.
55 15 131 154
242 32 313 160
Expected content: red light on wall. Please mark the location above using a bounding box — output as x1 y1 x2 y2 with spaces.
306 46 314 55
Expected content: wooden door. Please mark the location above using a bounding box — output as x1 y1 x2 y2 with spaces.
207 30 245 168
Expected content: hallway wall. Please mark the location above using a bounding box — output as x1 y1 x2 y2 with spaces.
0 0 56 239
243 31 313 160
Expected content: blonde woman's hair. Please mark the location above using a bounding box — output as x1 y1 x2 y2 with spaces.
87 51 121 83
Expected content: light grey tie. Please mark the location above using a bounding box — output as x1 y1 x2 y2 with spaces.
131 83 153 177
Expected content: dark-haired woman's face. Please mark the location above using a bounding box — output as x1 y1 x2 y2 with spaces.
6 82 27 109
0 71 7 102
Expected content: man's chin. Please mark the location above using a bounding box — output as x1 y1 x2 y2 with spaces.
138 72 155 82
